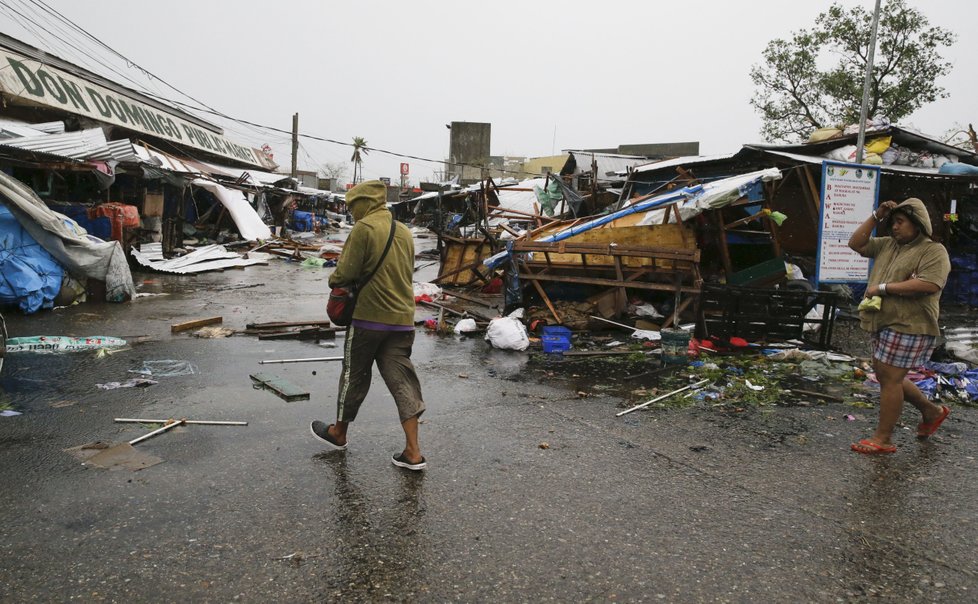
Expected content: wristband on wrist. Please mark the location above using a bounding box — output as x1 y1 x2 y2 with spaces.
872 209 881 221
879 283 887 295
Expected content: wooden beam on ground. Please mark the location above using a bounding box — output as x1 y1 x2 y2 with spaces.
171 316 222 333
257 327 336 341
246 320 332 330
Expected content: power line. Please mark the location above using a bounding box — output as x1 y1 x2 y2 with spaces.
1 0 165 98
1 1 543 179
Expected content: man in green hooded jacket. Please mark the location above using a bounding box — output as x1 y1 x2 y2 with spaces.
311 180 427 470
848 197 951 454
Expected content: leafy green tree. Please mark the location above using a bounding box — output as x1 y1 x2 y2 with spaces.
750 0 955 142
350 137 369 184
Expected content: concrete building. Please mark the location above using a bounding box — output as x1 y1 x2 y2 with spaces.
447 121 491 185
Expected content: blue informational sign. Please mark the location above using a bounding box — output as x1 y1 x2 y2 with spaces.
815 161 881 283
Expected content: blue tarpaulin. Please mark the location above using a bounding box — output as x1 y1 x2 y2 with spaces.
0 203 63 313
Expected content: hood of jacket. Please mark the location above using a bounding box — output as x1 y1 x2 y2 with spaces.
346 180 388 221
892 197 932 238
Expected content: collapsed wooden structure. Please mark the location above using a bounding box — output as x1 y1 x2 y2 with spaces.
431 178 722 327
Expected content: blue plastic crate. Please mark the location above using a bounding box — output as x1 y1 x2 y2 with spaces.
541 325 572 353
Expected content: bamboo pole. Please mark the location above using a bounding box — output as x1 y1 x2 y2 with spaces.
259 356 344 364
616 379 710 417
129 419 184 445
115 418 248 426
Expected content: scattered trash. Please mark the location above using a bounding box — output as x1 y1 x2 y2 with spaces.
300 257 335 268
745 379 764 391
133 292 169 299
538 442 550 449
96 378 158 390
453 318 478 334
1 409 22 417
485 316 529 351
617 379 711 416
194 326 236 338
414 282 443 301
129 360 198 377
6 335 127 354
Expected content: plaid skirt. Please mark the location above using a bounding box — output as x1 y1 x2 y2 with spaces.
871 328 936 369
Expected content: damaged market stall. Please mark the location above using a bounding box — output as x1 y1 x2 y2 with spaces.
627 123 978 302
428 169 792 335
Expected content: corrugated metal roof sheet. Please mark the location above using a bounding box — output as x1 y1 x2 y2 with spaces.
0 118 65 139
0 128 112 161
632 153 739 174
106 139 138 162
564 150 651 182
746 148 956 176
133 144 200 173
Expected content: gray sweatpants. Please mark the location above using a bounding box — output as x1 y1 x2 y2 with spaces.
336 325 425 423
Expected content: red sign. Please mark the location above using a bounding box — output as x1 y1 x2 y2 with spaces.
400 163 410 176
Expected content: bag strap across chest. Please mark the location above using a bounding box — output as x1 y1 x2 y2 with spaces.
356 219 397 291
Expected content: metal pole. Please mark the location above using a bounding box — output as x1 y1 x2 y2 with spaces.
854 0 883 164
291 112 299 179
115 418 248 426
616 379 710 417
259 356 344 365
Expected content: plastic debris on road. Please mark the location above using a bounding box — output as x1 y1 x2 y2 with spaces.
128 360 198 378
6 335 127 354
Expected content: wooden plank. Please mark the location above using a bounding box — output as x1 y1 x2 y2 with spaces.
522 259 561 324
518 272 700 293
249 373 310 402
258 327 336 341
171 316 222 333
246 320 332 330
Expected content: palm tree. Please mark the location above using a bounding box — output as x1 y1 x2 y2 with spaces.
350 137 369 184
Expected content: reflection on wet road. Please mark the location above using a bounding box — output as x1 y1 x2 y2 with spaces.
0 256 975 601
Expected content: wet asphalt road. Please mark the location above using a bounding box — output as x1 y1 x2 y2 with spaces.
1 252 977 603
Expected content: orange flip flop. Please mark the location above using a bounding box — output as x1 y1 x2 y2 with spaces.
851 439 897 454
917 405 950 438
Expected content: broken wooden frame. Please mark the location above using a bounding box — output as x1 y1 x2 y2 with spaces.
513 240 703 326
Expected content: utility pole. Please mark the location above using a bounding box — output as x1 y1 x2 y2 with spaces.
854 0 882 164
291 112 299 180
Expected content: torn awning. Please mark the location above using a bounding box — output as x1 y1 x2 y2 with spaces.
191 179 271 241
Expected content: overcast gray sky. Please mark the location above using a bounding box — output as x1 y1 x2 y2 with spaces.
0 0 974 185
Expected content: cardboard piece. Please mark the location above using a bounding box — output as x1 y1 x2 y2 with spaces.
64 442 163 471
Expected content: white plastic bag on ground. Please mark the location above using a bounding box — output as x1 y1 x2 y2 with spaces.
485 317 529 351
632 304 664 319
413 282 442 300
454 318 478 334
